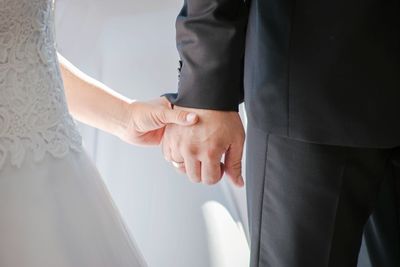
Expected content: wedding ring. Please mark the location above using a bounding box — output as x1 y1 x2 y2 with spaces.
172 161 184 168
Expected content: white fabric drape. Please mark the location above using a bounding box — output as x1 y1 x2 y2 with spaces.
55 1 249 266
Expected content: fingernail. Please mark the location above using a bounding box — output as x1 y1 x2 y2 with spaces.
186 113 197 123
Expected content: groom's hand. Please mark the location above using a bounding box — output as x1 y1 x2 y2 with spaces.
162 106 245 187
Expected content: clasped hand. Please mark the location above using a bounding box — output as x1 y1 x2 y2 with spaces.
162 105 245 187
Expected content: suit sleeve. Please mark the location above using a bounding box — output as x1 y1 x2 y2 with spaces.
164 0 249 112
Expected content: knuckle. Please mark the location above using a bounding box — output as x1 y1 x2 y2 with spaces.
185 146 199 157
206 147 221 159
181 145 199 159
227 165 242 175
169 137 181 148
155 109 167 123
228 160 242 169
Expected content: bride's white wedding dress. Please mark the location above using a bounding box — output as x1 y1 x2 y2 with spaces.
0 0 146 266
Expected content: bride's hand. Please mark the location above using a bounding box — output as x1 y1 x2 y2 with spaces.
119 97 198 146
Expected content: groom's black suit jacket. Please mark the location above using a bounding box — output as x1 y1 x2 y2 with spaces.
166 0 400 147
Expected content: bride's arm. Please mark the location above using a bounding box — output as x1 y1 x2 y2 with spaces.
58 53 198 146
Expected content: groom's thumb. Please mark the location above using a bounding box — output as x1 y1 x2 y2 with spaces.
162 109 198 126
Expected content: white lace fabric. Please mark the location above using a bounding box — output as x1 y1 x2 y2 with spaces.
0 0 82 170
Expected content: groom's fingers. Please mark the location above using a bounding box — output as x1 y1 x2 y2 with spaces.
162 141 172 162
174 163 186 174
161 109 198 126
224 142 245 187
183 156 201 183
201 159 224 185
200 147 225 185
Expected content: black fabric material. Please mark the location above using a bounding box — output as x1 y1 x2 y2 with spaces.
246 125 400 267
364 151 400 267
165 0 248 112
167 0 400 147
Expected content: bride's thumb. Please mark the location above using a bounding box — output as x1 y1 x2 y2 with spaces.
161 109 198 126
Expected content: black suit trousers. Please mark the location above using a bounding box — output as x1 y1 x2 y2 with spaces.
246 125 400 267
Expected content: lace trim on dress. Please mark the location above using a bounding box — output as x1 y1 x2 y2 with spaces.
0 0 82 170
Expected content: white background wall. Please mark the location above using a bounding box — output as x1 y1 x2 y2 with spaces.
55 1 249 266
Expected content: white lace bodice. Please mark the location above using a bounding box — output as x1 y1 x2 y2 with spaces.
0 0 82 170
